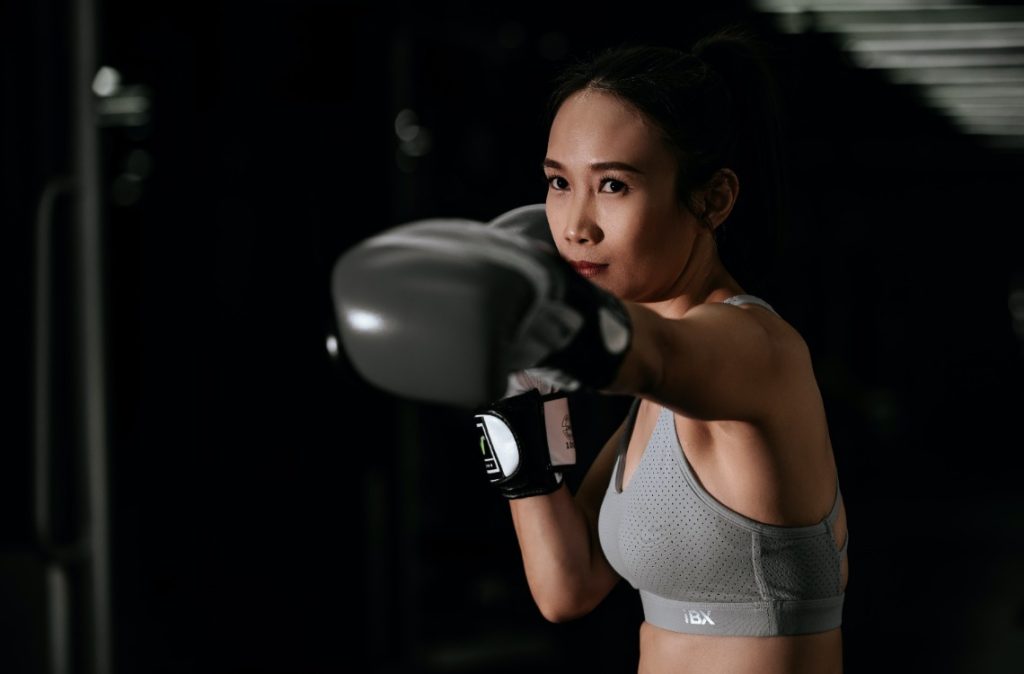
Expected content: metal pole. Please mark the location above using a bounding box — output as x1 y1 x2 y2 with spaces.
34 176 75 674
71 0 113 670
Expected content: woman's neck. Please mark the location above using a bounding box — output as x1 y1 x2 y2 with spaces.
640 233 744 320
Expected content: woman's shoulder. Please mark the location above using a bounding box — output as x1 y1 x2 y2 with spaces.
689 292 813 370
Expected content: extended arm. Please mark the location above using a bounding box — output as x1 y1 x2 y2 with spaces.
604 301 807 423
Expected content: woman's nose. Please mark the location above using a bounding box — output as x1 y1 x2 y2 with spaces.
562 201 602 244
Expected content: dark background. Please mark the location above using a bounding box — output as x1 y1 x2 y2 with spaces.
3 1 1023 672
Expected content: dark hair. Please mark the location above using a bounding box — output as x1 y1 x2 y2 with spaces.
545 25 789 293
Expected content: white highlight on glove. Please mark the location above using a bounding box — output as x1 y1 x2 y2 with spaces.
477 414 521 479
504 367 578 398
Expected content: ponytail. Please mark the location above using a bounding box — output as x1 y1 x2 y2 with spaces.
692 25 790 294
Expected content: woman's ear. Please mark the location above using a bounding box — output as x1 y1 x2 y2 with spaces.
699 168 739 231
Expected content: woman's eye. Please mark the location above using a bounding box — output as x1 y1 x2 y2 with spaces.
546 175 568 190
545 175 626 193
600 178 626 193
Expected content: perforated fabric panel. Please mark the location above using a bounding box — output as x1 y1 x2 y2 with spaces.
598 404 845 604
758 532 844 599
615 423 762 602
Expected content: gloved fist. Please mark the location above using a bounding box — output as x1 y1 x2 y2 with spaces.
474 387 576 499
488 205 632 396
329 204 632 408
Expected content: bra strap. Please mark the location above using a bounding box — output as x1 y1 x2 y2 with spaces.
614 397 642 492
825 478 849 559
722 294 778 315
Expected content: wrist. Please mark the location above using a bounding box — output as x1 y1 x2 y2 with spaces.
600 301 663 396
534 263 633 391
502 478 568 500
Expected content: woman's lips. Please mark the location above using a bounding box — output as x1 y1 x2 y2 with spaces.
570 261 608 278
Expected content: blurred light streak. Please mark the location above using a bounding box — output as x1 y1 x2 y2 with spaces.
888 67 1024 85
853 51 1024 68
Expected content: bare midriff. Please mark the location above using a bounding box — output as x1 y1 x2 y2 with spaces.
637 623 843 674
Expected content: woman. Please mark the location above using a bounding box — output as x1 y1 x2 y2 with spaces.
505 27 849 674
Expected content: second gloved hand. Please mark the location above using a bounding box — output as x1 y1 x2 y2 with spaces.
474 379 577 499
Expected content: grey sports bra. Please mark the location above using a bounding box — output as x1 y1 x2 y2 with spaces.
596 294 848 637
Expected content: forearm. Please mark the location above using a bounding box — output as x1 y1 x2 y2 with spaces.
508 483 605 621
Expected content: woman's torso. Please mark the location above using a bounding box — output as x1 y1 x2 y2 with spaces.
605 298 849 674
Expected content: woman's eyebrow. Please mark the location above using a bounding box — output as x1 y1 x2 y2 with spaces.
542 158 645 174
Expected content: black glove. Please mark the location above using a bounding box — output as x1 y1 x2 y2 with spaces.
474 386 577 499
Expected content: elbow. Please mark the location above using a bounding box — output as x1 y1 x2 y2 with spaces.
537 601 585 624
533 587 598 624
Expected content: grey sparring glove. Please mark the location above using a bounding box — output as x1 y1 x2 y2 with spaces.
486 204 623 394
329 205 632 408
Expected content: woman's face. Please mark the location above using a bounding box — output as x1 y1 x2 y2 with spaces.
544 89 704 303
